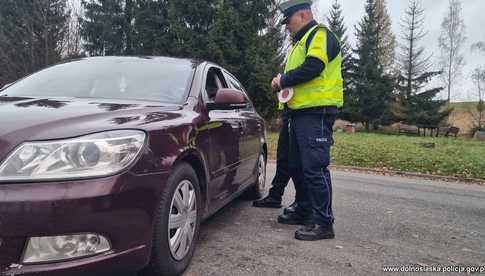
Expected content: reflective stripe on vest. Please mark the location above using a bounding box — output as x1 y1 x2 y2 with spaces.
279 25 344 110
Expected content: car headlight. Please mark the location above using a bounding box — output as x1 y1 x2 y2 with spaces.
0 130 146 182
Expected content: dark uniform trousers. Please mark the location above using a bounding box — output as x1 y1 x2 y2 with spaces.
289 106 337 226
268 108 296 201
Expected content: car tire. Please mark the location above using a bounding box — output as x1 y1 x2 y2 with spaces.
142 162 201 276
242 152 266 200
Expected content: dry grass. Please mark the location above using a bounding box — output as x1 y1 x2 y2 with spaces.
448 102 481 136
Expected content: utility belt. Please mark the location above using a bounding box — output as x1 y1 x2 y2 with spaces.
283 104 338 117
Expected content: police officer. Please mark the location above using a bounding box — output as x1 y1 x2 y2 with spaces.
271 0 343 241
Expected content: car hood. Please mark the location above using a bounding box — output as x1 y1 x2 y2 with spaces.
0 96 185 159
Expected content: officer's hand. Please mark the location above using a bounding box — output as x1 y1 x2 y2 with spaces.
271 75 282 91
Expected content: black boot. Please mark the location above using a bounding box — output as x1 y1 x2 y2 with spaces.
253 195 282 208
283 202 298 215
295 224 335 241
277 212 308 225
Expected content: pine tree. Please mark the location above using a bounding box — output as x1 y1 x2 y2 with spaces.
80 0 127 55
124 0 135 55
81 0 170 56
375 0 396 71
206 0 284 119
326 0 350 63
78 0 283 119
0 0 68 85
166 0 217 59
133 0 170 56
351 0 395 129
326 0 356 122
0 0 28 85
396 0 449 126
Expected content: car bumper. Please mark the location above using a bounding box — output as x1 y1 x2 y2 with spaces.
0 172 170 276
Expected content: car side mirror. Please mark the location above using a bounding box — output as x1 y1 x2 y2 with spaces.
206 88 247 111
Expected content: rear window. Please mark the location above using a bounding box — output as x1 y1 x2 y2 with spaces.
0 58 195 104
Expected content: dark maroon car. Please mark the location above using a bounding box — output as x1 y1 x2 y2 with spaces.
0 57 267 276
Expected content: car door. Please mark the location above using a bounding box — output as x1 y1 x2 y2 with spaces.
223 71 263 188
202 66 242 210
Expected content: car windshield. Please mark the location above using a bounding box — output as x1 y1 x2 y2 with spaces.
0 58 195 104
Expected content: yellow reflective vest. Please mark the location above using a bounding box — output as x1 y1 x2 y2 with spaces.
279 24 344 110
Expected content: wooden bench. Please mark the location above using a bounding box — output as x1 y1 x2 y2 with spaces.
438 126 460 138
398 123 419 136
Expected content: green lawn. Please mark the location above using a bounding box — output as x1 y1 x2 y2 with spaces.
267 132 485 180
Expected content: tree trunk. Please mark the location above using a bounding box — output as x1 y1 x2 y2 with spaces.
30 20 35 73
447 55 452 103
44 3 49 67
480 112 483 130
406 6 415 100
125 0 134 55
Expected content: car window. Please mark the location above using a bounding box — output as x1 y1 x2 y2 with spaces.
205 67 227 102
224 72 255 112
0 59 194 104
227 75 243 92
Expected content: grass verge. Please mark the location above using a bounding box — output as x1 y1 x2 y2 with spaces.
266 132 485 180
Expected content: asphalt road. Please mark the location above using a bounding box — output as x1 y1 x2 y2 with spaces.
182 164 485 276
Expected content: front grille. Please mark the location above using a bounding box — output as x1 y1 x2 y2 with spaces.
0 237 25 267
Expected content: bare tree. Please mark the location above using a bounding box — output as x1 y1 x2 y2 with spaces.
473 42 485 53
471 67 485 132
438 0 466 103
472 68 485 102
63 0 84 58
472 35 485 54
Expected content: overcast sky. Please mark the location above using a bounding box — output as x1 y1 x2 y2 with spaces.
315 0 485 102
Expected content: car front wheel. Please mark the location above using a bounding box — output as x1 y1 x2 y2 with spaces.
143 162 201 276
